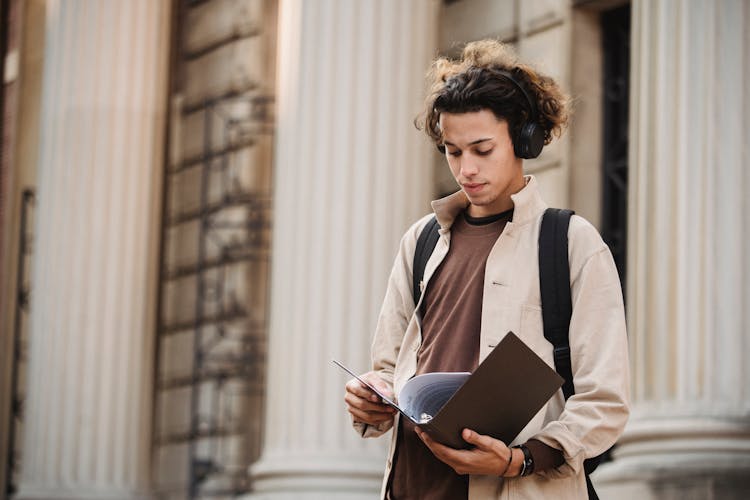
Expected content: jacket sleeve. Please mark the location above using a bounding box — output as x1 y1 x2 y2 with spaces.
352 214 433 438
531 216 631 478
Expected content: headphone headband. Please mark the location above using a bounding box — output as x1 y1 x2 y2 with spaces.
495 69 539 122
495 68 544 159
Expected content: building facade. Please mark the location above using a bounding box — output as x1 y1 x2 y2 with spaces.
1 0 748 499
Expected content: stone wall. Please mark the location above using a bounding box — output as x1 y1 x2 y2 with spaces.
153 0 277 498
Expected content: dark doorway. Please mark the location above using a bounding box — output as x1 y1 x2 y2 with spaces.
600 4 631 294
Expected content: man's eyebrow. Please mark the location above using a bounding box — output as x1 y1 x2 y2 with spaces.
443 138 493 147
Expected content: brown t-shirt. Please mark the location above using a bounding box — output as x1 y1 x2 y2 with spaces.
387 210 564 499
388 211 508 500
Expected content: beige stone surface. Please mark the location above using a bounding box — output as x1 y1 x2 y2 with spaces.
439 0 516 52
568 9 603 228
248 0 438 497
185 0 264 54
519 0 566 35
16 1 171 497
184 36 266 107
596 0 750 494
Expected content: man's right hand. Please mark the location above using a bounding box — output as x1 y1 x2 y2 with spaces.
344 371 397 426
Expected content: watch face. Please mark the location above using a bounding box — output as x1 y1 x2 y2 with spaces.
523 457 533 476
519 445 534 476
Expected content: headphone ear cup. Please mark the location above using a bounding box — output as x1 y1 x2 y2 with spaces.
516 122 545 159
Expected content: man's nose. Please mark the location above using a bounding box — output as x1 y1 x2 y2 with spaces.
460 160 479 177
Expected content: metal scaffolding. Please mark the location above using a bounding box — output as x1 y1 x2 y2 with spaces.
5 189 35 498
155 93 272 499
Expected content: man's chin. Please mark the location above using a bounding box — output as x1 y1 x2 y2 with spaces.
465 195 491 207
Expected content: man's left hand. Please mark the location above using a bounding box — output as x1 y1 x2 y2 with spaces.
415 427 516 476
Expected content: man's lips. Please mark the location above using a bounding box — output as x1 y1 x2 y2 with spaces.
462 182 485 193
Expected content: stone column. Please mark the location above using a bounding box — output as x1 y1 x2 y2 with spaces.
16 1 170 498
595 1 750 498
248 0 438 498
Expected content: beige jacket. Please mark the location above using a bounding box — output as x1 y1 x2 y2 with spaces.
354 176 630 499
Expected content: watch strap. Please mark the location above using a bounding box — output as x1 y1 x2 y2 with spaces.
513 444 535 477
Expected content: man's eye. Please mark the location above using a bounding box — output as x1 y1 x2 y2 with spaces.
476 149 493 156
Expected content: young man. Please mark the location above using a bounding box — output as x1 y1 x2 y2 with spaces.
344 40 630 499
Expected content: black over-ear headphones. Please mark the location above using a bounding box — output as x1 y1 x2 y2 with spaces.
436 69 545 159
496 69 545 159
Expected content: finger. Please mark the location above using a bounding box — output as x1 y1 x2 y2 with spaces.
345 393 396 417
347 405 395 425
416 429 442 456
344 399 394 417
344 392 396 414
461 429 500 451
346 401 392 419
345 379 382 402
417 428 464 462
424 443 467 474
357 373 396 402
344 382 381 405
365 377 395 400
346 405 394 422
416 427 442 448
346 379 390 403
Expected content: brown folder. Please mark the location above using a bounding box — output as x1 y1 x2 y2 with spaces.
336 331 564 449
418 331 563 448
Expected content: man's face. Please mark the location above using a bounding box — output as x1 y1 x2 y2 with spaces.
440 109 526 218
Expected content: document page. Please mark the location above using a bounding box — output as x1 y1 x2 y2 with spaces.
398 372 470 423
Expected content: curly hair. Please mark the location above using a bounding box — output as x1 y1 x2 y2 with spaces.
416 39 569 150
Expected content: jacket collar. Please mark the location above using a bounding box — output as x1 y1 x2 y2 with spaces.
430 175 547 231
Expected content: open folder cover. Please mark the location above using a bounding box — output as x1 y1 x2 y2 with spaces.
335 331 564 449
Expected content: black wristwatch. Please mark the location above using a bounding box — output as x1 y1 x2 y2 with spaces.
513 444 535 477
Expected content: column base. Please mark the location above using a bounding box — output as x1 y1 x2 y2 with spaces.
245 452 384 499
15 486 152 500
594 458 750 500
592 414 750 500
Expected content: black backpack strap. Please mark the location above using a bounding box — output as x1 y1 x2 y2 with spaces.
539 208 575 400
412 216 440 306
585 474 600 500
541 209 605 500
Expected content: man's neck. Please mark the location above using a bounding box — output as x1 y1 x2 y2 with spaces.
464 207 514 226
